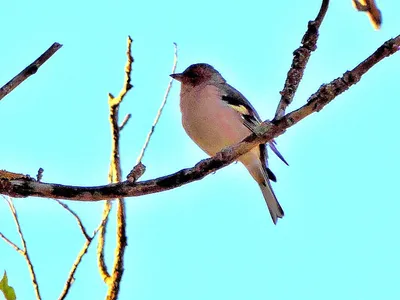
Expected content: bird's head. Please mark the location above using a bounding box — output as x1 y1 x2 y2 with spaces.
170 63 225 86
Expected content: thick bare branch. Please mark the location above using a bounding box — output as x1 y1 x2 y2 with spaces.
0 43 62 102
274 0 329 120
1 36 399 202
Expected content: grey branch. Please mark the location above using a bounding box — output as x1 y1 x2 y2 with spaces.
274 0 329 120
0 43 62 102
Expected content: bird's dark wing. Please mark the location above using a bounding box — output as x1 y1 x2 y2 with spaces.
220 84 288 166
221 84 262 131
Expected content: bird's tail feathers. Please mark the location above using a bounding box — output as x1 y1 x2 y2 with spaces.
240 151 284 224
259 181 284 225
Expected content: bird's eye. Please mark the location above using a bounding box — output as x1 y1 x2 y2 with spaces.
186 71 197 78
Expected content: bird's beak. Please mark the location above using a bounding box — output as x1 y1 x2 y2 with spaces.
170 73 184 82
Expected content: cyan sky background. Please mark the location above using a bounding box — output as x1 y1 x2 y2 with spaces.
1 0 400 299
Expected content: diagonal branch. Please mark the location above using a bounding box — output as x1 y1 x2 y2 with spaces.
56 198 100 298
0 43 62 102
55 200 91 241
136 42 178 164
0 232 23 254
58 221 104 300
274 0 329 120
1 35 399 202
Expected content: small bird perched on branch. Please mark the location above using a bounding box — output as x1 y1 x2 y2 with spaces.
171 63 287 224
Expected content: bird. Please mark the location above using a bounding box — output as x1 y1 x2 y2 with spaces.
170 63 287 224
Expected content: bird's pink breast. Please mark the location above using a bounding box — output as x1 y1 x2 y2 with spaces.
180 84 251 156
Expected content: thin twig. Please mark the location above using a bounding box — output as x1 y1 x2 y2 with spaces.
58 221 104 300
274 0 329 120
106 197 125 299
58 239 90 300
119 113 132 131
108 36 134 107
136 43 178 164
1 35 399 201
56 186 106 298
0 232 23 254
97 200 112 281
55 200 90 241
0 43 62 101
5 198 42 300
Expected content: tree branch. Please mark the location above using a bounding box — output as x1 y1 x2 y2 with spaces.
0 232 23 254
94 35 135 299
3 197 41 299
1 35 398 202
0 43 62 102
97 202 112 282
119 113 132 131
55 200 91 241
274 0 329 120
135 42 178 164
58 220 104 300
